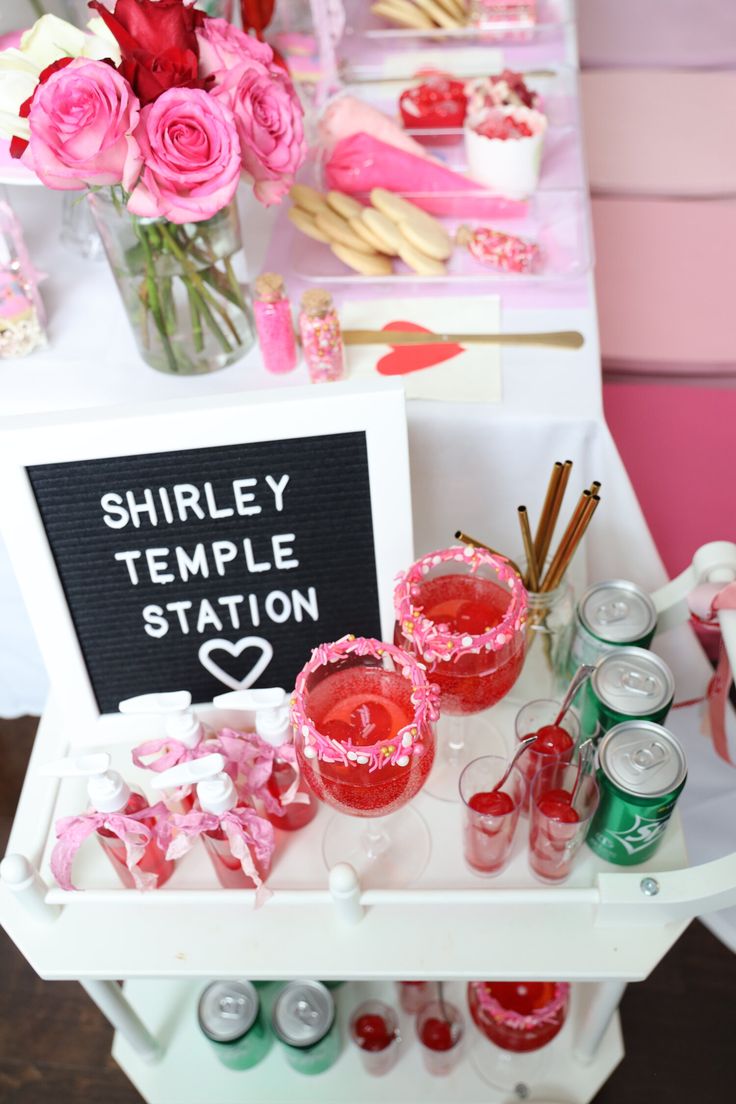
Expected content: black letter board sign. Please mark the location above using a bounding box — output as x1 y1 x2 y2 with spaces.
26 432 381 713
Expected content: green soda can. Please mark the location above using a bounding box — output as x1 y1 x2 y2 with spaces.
198 980 272 1070
569 580 657 674
581 647 674 742
272 981 340 1075
586 721 687 865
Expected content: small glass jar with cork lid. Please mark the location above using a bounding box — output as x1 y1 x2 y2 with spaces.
298 289 345 383
254 272 297 376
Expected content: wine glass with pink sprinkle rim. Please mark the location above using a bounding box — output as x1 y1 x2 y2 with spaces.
291 634 440 888
467 980 571 1092
394 544 528 803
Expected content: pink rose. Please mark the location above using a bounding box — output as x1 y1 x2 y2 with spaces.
196 17 273 80
127 87 241 224
27 58 142 191
213 63 306 206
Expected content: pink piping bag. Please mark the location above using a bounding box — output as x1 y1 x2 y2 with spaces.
324 133 528 219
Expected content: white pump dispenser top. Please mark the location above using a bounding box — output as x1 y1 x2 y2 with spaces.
150 753 237 817
118 691 204 749
214 688 290 747
42 753 132 814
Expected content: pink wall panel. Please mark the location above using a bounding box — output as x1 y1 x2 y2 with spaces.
603 381 736 576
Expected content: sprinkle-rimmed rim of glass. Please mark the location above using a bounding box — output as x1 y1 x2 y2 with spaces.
291 634 440 771
469 982 570 1031
394 545 528 663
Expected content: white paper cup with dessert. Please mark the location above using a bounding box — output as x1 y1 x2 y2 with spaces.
464 106 547 200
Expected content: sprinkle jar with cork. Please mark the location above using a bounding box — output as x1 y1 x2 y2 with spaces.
253 273 297 376
298 289 345 383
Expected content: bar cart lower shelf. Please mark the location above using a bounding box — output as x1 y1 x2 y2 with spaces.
113 980 623 1104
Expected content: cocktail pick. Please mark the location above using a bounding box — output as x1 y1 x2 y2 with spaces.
570 739 596 812
554 664 596 727
492 734 537 793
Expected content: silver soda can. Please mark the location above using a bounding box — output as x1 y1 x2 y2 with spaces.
570 580 657 673
198 980 271 1070
272 980 340 1075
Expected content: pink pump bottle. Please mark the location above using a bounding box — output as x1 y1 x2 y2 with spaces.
44 753 175 889
214 688 318 831
152 754 259 890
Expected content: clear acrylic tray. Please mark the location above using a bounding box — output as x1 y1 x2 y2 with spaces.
340 0 571 43
289 188 591 285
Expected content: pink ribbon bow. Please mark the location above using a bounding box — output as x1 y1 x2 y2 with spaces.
132 736 240 806
51 802 170 892
686 582 736 766
163 806 275 907
217 728 310 818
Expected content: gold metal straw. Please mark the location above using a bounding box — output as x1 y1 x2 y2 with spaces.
517 506 539 591
454 531 523 579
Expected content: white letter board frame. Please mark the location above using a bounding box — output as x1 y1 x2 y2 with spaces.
0 379 413 727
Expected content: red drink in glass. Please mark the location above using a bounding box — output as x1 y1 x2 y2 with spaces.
292 637 439 886
350 1001 401 1076
459 755 523 875
299 666 435 818
528 762 599 882
397 572 526 715
515 699 579 811
468 981 569 1053
416 999 464 1076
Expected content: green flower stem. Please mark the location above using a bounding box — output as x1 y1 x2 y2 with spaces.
158 224 240 346
136 224 179 374
188 286 204 354
160 276 177 335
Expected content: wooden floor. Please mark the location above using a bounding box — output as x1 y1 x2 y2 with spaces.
0 717 730 1103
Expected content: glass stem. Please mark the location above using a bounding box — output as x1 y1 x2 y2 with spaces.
445 714 466 760
362 818 391 861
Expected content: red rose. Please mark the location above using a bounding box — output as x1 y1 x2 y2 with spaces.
89 0 207 106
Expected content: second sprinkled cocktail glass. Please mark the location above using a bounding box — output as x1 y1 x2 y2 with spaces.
291 635 439 887
394 545 528 802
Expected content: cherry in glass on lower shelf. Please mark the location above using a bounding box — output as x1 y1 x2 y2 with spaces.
292 637 439 887
416 996 465 1076
350 1000 401 1077
394 545 528 802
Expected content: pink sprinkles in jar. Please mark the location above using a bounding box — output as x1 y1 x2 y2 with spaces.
298 288 345 383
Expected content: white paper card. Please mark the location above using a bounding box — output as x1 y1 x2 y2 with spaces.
342 295 502 403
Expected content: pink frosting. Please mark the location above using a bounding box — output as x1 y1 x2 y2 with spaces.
394 545 528 663
324 133 528 219
291 635 440 772
319 94 431 159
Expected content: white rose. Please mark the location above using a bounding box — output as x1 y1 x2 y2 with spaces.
0 50 40 142
20 14 121 67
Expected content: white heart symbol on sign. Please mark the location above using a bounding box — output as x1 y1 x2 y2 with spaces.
198 636 274 691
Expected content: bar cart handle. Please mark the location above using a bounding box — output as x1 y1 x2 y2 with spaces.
0 853 61 923
595 851 736 927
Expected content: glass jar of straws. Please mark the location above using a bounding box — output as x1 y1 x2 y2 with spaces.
508 465 600 704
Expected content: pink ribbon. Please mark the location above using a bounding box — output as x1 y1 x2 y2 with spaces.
163 806 275 907
217 728 310 819
132 736 240 805
51 802 170 892
0 199 46 325
681 582 736 766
